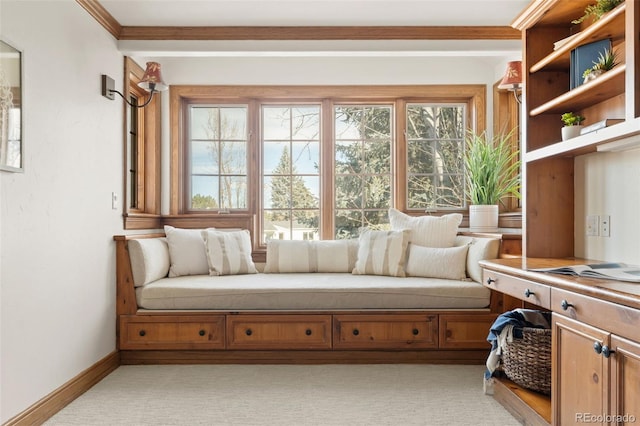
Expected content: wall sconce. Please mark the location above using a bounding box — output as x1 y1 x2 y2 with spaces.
101 61 167 108
498 60 522 104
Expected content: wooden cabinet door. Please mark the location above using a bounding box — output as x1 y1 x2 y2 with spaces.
610 335 640 425
552 314 609 425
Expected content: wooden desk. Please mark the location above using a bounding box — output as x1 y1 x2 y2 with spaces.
481 258 640 426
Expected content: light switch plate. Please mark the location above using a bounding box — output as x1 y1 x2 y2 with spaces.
586 215 599 236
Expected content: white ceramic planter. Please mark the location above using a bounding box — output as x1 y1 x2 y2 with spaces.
469 205 499 232
561 125 583 141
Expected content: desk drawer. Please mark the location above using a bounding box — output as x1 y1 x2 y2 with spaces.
551 288 640 338
483 270 551 309
120 315 225 350
226 315 332 350
333 314 437 349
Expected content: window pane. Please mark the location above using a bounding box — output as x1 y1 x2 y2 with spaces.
220 176 247 209
335 141 362 174
292 142 319 174
291 106 320 140
191 176 219 209
188 105 248 211
191 141 218 175
263 107 291 140
335 210 363 240
365 175 391 209
406 103 465 210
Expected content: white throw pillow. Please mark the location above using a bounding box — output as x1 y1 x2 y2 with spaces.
264 239 359 273
454 236 500 282
352 228 410 277
164 225 211 277
388 208 462 248
201 229 258 276
128 238 170 286
405 244 469 280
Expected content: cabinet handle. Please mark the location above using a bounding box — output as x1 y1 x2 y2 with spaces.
524 288 535 298
305 329 312 336
412 328 420 336
593 341 603 354
486 278 496 285
561 300 574 311
602 345 614 358
245 329 252 336
352 329 359 336
199 330 206 336
139 330 146 337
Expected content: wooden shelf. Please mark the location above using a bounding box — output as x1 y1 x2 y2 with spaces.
524 118 640 162
529 3 626 73
529 64 625 116
492 376 551 426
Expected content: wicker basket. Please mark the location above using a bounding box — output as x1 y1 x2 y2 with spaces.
502 327 552 395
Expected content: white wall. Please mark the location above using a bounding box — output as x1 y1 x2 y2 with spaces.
0 1 124 421
574 146 640 263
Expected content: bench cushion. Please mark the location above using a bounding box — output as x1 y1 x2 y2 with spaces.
135 273 491 310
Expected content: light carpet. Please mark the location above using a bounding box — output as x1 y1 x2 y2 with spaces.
45 364 518 426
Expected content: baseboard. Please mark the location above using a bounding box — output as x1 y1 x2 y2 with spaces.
120 349 488 365
3 351 120 426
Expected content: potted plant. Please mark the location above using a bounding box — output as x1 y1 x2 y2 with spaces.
561 112 585 140
464 130 521 232
584 48 619 83
572 0 624 24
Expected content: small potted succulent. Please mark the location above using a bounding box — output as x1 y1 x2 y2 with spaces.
584 48 619 83
561 112 585 140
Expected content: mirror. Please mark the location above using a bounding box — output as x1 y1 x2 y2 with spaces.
0 39 23 172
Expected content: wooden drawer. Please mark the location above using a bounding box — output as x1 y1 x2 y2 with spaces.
439 314 497 349
483 270 551 309
120 315 225 350
333 314 437 349
226 315 332 350
551 288 640 339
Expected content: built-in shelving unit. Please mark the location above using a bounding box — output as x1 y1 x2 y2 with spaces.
490 1 640 424
512 0 639 259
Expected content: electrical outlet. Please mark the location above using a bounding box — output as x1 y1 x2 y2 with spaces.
586 215 599 236
600 215 610 237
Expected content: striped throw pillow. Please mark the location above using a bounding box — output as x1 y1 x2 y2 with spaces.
201 229 258 276
264 239 359 273
352 228 410 277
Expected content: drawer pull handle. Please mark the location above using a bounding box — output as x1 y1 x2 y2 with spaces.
524 289 534 298
352 329 359 336
486 278 496 285
594 341 603 354
199 330 206 336
305 329 312 336
245 329 252 336
561 300 574 311
412 328 419 336
139 330 146 337
593 342 615 358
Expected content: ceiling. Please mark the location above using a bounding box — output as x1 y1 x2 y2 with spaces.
97 0 529 58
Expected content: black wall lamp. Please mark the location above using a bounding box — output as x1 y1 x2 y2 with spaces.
102 61 167 108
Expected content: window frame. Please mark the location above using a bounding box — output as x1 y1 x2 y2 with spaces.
122 57 162 230
169 85 486 251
